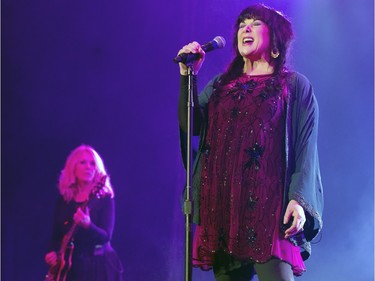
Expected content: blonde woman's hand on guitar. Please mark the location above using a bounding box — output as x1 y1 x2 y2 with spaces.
73 207 91 229
45 251 57 266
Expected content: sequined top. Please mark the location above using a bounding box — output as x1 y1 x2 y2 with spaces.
193 73 300 264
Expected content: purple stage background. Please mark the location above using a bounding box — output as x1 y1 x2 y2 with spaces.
2 0 374 280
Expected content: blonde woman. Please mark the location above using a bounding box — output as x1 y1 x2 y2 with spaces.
44 145 123 281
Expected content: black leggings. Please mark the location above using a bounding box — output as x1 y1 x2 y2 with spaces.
213 258 295 281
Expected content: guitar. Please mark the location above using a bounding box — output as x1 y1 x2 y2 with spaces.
44 175 108 281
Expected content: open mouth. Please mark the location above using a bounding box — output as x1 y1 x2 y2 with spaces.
243 37 254 44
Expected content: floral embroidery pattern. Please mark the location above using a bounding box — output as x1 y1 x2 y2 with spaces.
228 79 258 100
260 77 282 101
247 227 257 247
231 107 240 118
248 195 258 210
244 143 265 170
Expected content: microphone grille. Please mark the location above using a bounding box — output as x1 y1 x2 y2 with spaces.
213 36 226 48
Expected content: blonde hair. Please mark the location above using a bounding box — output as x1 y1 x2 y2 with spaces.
58 144 114 202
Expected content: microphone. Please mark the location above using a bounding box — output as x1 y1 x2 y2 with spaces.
173 36 226 64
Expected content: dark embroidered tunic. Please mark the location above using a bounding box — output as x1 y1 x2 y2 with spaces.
192 74 304 274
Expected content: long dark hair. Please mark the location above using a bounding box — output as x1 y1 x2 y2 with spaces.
218 4 294 86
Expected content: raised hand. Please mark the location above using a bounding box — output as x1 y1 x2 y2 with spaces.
177 41 206 75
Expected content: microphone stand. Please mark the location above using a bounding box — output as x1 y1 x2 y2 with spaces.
183 65 194 281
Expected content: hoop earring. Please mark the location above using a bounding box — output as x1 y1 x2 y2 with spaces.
271 48 280 59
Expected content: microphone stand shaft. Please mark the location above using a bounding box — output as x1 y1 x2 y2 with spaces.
183 66 194 281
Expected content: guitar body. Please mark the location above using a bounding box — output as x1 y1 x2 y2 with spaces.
45 242 74 281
